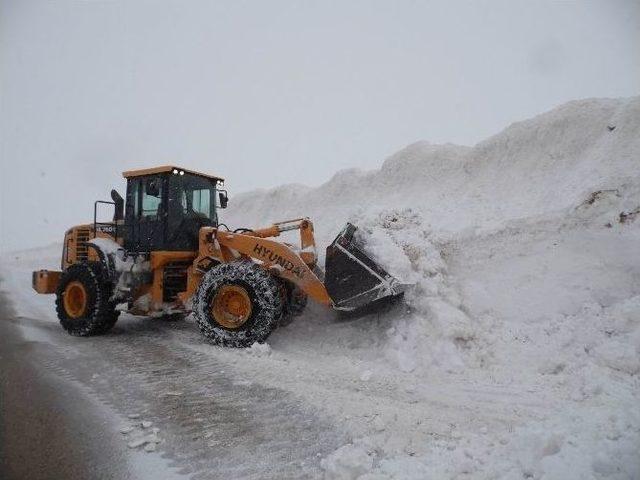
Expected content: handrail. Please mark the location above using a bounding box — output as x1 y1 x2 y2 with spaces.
93 200 118 242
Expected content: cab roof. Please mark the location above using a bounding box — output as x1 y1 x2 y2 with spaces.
122 166 224 182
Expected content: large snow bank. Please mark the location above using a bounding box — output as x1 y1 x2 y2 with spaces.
227 97 640 241
222 97 640 479
226 96 640 373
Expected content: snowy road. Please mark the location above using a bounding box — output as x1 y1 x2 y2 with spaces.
0 282 345 479
0 290 138 480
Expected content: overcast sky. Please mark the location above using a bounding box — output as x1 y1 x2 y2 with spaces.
1 0 639 252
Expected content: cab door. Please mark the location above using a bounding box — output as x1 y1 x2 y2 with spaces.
124 175 167 252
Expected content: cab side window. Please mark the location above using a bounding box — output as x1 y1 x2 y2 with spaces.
190 189 211 218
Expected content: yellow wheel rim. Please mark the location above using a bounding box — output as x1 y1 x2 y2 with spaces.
212 285 252 329
64 281 88 319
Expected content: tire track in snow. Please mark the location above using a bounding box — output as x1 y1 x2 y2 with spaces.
22 314 347 479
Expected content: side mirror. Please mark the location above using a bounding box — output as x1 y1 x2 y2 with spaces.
218 190 228 209
145 178 160 197
111 189 124 221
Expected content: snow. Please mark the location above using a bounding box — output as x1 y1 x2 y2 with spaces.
89 237 151 302
144 443 157 452
123 419 163 450
161 391 184 397
221 97 640 479
0 243 60 321
228 97 640 242
246 341 272 357
127 438 149 449
320 444 375 480
1 96 639 478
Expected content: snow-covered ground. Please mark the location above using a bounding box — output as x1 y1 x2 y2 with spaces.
2 97 639 479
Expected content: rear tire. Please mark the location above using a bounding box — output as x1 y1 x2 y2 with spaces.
193 260 283 347
55 263 119 336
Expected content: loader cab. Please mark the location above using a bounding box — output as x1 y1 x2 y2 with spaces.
121 166 226 253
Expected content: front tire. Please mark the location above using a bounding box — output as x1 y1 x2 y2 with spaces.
55 263 119 336
193 260 283 347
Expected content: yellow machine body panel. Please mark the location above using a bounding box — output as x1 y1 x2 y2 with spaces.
216 231 330 306
149 251 198 310
32 224 123 296
33 215 333 314
62 224 123 269
191 218 331 306
32 270 62 294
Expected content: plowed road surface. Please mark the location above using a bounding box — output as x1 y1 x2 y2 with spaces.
0 288 345 480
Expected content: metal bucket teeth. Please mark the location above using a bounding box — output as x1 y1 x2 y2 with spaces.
324 223 406 311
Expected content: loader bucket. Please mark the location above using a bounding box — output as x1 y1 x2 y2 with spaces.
324 223 407 311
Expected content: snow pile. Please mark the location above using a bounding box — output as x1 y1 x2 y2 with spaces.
228 97 640 240
120 414 163 453
221 97 640 479
320 444 374 480
225 97 640 374
350 208 476 374
246 341 272 357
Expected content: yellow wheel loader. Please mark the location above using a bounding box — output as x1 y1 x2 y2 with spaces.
32 166 405 346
